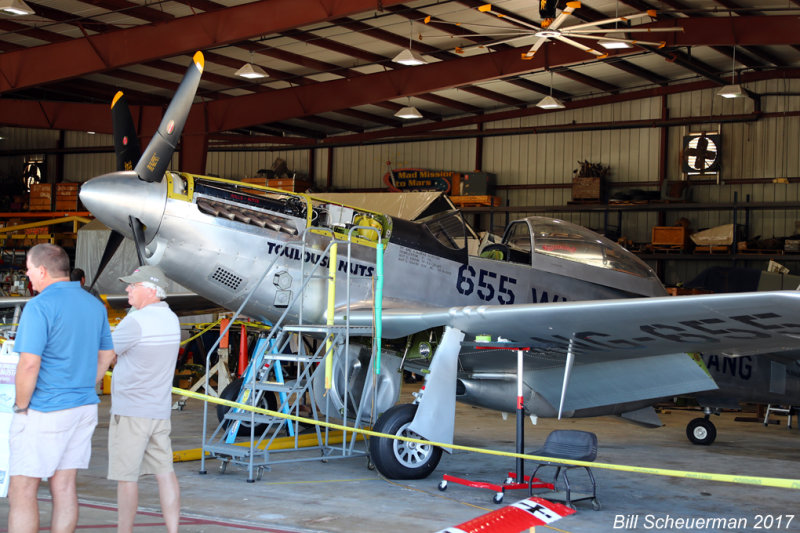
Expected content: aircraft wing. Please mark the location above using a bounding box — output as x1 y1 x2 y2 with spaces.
363 290 800 360
0 293 218 315
0 297 30 308
361 290 800 416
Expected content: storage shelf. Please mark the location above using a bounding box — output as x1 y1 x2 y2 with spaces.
460 201 800 214
636 253 800 261
0 211 92 218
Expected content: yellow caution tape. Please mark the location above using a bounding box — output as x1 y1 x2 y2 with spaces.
171 385 800 490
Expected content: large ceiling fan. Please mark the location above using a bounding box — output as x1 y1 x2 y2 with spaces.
452 1 683 60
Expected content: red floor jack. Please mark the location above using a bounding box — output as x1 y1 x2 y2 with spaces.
438 343 553 504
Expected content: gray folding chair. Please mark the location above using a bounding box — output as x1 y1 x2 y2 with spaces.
528 429 600 510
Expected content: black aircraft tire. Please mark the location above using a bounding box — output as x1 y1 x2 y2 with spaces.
369 403 442 480
216 377 278 436
686 417 716 445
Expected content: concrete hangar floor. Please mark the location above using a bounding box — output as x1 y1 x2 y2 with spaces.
1 386 798 532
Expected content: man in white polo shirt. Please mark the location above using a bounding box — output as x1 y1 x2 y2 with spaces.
99 265 181 533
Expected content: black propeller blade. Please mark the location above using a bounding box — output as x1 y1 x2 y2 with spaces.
88 91 143 291
134 51 204 183
88 230 125 291
111 91 142 172
129 216 147 266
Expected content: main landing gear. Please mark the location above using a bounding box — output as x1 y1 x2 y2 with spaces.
369 403 442 479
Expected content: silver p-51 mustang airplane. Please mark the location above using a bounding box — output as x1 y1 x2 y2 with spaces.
78 52 800 479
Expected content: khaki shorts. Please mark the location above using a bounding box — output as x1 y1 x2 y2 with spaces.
108 415 174 482
9 403 98 479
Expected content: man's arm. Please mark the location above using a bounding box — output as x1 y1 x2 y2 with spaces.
96 349 116 384
15 352 41 410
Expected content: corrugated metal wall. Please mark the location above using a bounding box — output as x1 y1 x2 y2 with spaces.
2 80 798 285
63 131 115 181
0 126 61 185
206 149 310 181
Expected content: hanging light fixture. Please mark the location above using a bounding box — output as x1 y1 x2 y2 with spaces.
536 71 565 110
0 0 34 15
395 97 423 119
600 41 632 50
600 1 632 50
235 52 268 79
393 21 427 66
717 46 744 99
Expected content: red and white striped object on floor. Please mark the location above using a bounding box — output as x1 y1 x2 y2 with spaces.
435 497 575 533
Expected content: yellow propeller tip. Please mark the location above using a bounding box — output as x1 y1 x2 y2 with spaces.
478 4 492 12
193 51 205 72
111 91 124 109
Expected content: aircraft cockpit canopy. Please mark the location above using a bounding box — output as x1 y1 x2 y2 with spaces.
519 217 656 279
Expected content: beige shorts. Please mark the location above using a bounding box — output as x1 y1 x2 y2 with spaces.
108 414 174 482
9 403 98 479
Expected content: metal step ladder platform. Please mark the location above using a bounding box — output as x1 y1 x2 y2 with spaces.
200 224 388 481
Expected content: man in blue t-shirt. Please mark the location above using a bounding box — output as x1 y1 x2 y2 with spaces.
8 243 114 533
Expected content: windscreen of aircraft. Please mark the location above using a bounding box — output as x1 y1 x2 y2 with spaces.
419 210 468 251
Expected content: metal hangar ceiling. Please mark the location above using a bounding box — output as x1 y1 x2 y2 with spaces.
0 0 799 162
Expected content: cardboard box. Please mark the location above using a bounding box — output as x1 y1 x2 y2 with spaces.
55 198 78 211
29 184 53 199
240 177 268 186
652 226 688 247
28 199 52 211
572 177 602 200
268 179 311 192
240 177 311 192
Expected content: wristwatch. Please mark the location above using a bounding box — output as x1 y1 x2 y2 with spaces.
12 404 28 414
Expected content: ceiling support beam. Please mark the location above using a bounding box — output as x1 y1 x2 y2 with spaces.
298 115 364 133
505 77 572 102
312 69 800 147
2 16 799 134
459 86 527 108
189 12 800 134
417 93 484 115
556 70 619 94
0 0 410 92
602 58 670 86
